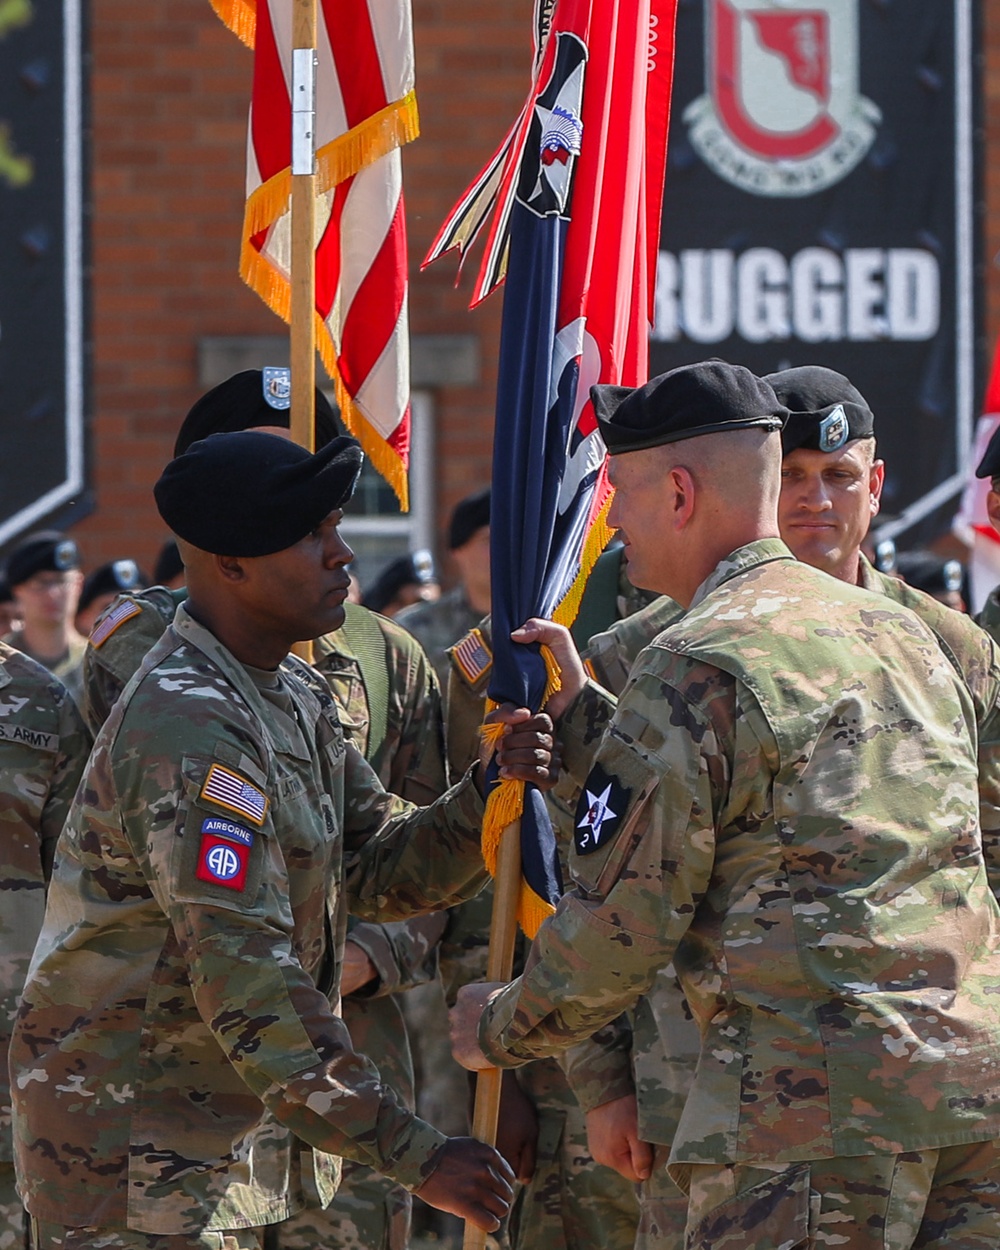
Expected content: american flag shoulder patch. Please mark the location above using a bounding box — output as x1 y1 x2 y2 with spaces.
450 627 493 686
200 763 269 827
90 600 142 649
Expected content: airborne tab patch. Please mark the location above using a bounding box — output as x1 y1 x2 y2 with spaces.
574 763 631 857
450 628 493 686
200 764 269 827
90 600 142 648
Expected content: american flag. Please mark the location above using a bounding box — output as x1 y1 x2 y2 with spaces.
201 764 269 827
209 0 417 507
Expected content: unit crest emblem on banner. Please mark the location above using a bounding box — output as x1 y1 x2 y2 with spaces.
684 0 881 198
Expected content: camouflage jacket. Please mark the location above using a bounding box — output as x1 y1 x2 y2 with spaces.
565 552 1000 1127
84 588 450 1013
0 644 91 1163
479 539 1000 1176
8 629 88 711
11 604 487 1234
397 586 481 692
580 594 684 695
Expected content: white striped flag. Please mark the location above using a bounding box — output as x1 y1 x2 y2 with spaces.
209 0 417 507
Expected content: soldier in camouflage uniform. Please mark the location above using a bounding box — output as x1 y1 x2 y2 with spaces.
397 488 491 690
5 533 88 710
85 586 453 1250
0 643 91 1250
558 366 1000 1246
10 431 564 1248
452 362 1000 1248
81 370 457 1250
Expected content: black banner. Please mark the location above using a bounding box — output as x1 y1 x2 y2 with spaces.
0 0 87 547
653 0 982 539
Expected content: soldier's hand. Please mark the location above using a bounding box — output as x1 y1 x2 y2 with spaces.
585 1092 653 1183
496 1069 538 1183
511 618 587 721
414 1137 515 1232
480 704 556 787
340 939 378 996
449 981 505 1070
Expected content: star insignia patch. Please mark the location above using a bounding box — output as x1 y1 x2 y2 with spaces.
574 763 631 856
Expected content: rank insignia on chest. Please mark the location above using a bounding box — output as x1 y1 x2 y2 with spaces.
574 763 631 856
200 763 269 826
450 628 492 685
196 818 254 891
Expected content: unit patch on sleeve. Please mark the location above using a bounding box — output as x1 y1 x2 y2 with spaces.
200 763 269 826
574 762 632 856
90 599 143 648
449 628 493 686
195 816 255 891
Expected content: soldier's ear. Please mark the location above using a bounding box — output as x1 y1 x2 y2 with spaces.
214 553 248 584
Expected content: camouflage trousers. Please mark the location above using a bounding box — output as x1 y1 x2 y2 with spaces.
28 1221 263 1250
265 1158 410 1250
680 1138 1000 1249
0 1165 27 1250
634 1149 687 1250
507 1082 638 1250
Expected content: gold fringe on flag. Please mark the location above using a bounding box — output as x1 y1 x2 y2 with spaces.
236 94 418 509
553 490 615 629
474 642 563 939
208 0 257 47
318 92 419 189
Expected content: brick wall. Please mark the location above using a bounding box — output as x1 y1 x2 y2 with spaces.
70 1 1000 574
73 0 535 577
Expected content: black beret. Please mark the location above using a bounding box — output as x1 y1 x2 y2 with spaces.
895 550 964 597
449 488 491 551
174 369 340 456
363 549 437 613
766 366 874 455
154 431 363 557
6 531 81 587
78 559 146 612
976 424 1000 479
591 361 785 455
153 540 184 586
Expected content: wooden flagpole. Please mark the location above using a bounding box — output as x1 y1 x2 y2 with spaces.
463 817 522 1250
290 0 317 451
290 0 317 662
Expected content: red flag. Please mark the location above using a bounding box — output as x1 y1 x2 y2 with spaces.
426 0 678 935
956 333 1000 611
209 0 416 506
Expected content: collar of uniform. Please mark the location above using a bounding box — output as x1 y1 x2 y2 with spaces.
856 554 882 593
688 537 794 610
171 602 314 762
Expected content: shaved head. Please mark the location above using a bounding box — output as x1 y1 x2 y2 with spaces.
607 428 783 606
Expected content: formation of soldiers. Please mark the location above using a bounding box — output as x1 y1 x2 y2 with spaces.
2 358 1000 1249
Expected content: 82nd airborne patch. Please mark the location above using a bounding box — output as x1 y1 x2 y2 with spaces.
195 816 254 892
574 762 631 856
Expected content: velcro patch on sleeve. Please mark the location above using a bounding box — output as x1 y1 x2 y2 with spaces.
450 628 493 686
0 722 59 753
200 763 269 827
195 817 254 891
90 600 142 648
